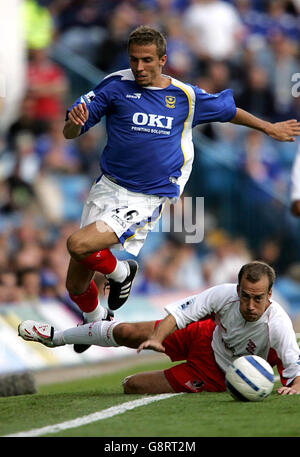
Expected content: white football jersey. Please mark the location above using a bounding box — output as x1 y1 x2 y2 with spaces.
165 283 300 384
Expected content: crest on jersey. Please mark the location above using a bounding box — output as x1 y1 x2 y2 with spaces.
165 96 176 108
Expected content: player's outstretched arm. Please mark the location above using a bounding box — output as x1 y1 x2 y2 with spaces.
63 102 89 139
277 376 300 395
230 108 300 142
137 314 178 354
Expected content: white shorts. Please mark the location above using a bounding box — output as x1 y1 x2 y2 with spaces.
80 175 166 256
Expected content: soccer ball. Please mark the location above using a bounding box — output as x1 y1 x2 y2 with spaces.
225 355 274 402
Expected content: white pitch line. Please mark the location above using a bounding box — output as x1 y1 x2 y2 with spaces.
3 376 281 437
3 393 181 437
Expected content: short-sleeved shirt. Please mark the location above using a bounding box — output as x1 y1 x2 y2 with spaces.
67 69 236 198
165 283 300 386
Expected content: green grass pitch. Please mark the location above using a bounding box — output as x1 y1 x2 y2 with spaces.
1 360 300 438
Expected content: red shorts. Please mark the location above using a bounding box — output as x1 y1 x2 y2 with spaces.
157 319 226 393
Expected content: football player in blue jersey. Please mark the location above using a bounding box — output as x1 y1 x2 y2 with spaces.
62 26 300 354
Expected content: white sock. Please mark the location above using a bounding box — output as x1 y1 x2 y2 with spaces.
53 320 120 347
52 331 65 346
106 260 129 282
83 305 107 323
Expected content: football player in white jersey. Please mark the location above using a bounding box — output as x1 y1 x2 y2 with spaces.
62 26 300 354
18 261 300 395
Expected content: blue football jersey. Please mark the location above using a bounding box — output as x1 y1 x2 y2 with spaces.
67 69 236 198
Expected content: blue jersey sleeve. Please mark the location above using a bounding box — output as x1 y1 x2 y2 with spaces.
66 77 115 134
192 87 236 127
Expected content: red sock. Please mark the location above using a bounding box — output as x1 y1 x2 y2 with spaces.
69 280 99 313
79 249 117 275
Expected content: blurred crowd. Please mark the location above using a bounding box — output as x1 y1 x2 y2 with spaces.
0 0 300 307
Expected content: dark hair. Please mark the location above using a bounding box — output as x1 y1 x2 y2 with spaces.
238 261 276 291
127 26 167 58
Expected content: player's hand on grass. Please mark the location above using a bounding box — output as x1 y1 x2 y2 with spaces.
137 339 166 354
68 102 89 126
277 386 300 395
266 119 300 142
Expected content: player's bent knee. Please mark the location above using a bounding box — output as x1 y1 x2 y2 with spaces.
66 232 89 259
122 375 143 394
66 233 79 257
114 323 135 346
